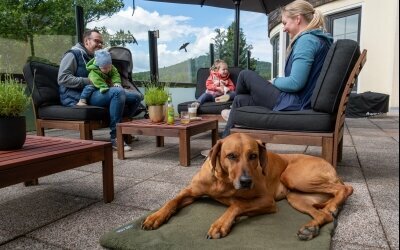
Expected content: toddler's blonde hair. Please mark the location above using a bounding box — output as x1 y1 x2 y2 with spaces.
210 59 227 72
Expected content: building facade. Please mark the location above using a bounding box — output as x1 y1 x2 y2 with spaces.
269 0 399 110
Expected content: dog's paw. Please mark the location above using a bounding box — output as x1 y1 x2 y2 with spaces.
297 226 320 240
141 213 165 230
206 222 231 239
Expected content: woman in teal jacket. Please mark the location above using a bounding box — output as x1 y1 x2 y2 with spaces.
222 0 333 137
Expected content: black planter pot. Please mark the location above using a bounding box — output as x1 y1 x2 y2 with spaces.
0 116 26 150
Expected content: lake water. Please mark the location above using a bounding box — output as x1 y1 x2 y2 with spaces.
138 87 196 111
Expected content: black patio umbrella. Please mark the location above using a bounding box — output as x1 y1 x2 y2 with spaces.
145 0 292 66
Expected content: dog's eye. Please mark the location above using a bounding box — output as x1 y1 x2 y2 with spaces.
227 153 236 160
249 153 258 160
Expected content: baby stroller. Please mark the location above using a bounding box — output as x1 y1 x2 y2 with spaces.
108 47 148 118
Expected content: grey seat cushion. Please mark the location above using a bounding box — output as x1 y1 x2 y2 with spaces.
178 101 232 115
233 106 335 132
38 105 108 121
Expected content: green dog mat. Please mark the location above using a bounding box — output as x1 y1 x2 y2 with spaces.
100 199 334 250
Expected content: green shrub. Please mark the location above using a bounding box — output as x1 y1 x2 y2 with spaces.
0 76 30 117
143 82 169 106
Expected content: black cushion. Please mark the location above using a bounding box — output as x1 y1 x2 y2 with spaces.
311 39 360 114
233 106 336 132
38 105 108 121
178 101 232 115
23 61 61 107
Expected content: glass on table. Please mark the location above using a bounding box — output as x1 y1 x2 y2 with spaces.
180 111 190 124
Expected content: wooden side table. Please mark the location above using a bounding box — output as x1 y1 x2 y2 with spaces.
116 119 218 166
0 135 114 203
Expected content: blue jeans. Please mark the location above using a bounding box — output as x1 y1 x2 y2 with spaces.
80 85 96 100
88 87 142 139
222 70 281 138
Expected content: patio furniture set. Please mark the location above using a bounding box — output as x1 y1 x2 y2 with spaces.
0 39 366 204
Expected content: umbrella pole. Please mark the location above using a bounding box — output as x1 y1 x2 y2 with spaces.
233 0 241 67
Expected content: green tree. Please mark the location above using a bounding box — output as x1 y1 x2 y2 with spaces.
95 27 138 48
0 0 124 56
212 22 257 70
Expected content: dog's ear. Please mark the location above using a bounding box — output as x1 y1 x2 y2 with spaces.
209 139 223 172
256 140 267 175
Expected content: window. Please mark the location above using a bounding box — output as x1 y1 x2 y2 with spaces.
326 8 361 43
271 34 280 79
326 8 361 92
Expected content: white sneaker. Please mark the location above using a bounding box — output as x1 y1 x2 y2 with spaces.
200 149 210 157
191 102 200 109
111 139 132 151
221 109 231 121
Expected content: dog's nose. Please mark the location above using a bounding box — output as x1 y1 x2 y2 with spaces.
239 175 252 188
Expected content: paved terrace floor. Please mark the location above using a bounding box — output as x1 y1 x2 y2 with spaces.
0 113 398 250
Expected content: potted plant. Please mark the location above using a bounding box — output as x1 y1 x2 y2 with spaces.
0 75 30 150
143 82 169 123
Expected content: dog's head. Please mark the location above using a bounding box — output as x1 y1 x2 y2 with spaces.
209 133 267 190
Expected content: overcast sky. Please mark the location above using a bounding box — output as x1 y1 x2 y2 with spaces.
87 0 272 72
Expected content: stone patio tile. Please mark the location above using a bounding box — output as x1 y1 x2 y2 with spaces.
266 143 307 154
376 208 399 250
306 146 327 158
113 180 186 210
351 135 398 149
0 229 13 245
47 173 139 200
345 118 377 128
336 166 364 184
337 147 360 168
347 127 388 137
365 179 399 211
0 191 95 242
343 182 375 208
331 241 389 250
370 118 399 130
28 202 146 250
332 205 389 249
342 134 353 147
0 183 46 204
150 164 200 185
38 169 93 185
113 158 176 180
0 237 64 250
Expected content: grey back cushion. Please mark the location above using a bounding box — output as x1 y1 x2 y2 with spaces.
311 39 360 113
23 61 61 107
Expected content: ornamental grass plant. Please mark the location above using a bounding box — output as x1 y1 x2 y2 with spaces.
0 75 30 117
143 82 169 106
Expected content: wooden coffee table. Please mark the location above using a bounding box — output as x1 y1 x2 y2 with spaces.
0 135 114 203
116 119 218 166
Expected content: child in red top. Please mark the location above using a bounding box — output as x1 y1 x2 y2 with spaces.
196 59 236 105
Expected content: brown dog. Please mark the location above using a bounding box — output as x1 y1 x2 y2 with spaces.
142 133 353 240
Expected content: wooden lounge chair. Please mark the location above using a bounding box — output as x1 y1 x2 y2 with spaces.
231 39 367 167
23 60 133 141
